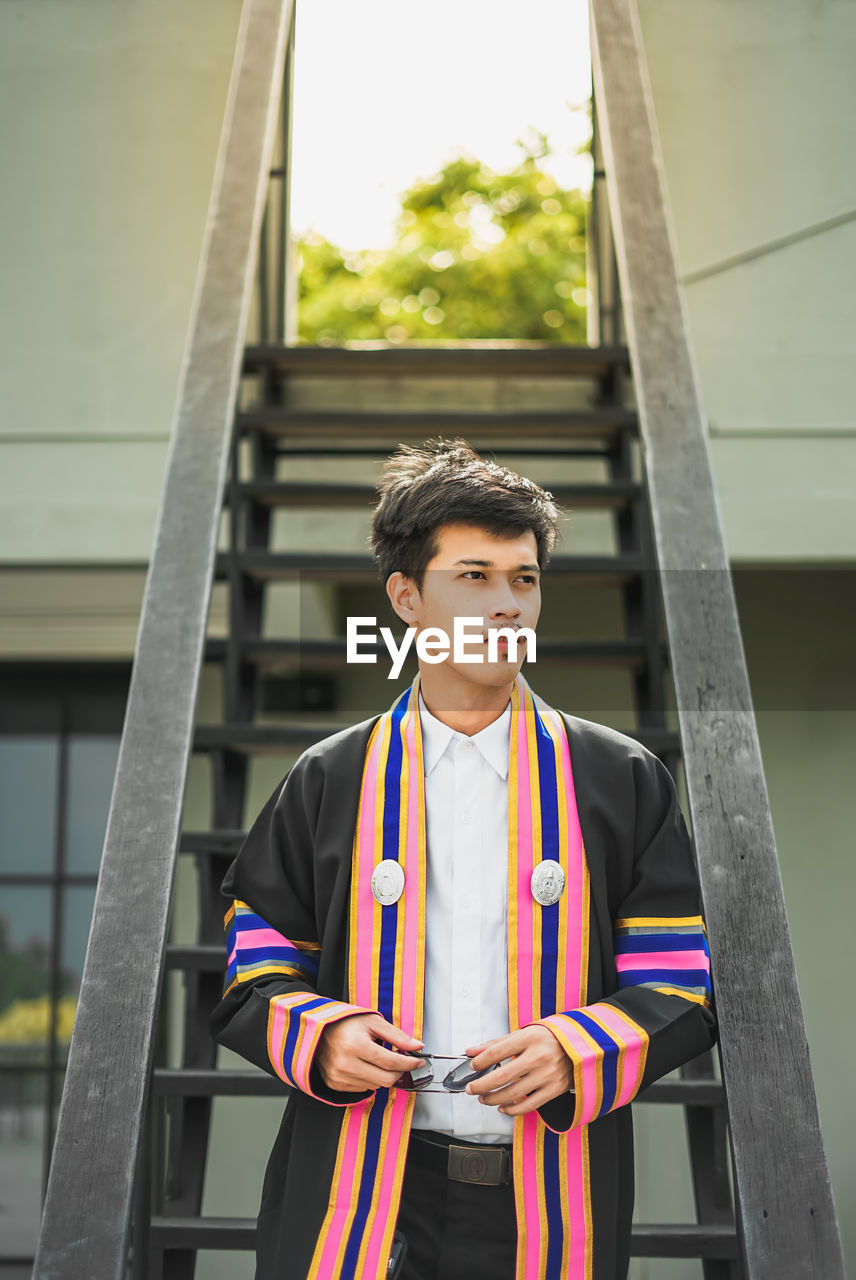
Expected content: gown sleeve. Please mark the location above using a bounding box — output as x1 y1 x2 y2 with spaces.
208 753 377 1107
532 745 718 1133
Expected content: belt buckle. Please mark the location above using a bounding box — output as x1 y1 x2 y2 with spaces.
447 1144 507 1186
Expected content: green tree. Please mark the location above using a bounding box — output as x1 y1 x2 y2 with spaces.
297 133 589 344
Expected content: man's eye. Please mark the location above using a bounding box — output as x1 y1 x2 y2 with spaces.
518 576 537 585
461 571 485 579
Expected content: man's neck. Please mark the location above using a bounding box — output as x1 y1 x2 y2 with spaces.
418 667 514 736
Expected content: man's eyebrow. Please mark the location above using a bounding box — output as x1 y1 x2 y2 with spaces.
452 559 541 573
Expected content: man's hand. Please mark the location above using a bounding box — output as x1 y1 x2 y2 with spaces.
464 1025 573 1115
316 1012 424 1093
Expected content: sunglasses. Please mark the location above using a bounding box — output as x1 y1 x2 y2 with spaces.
395 1053 501 1094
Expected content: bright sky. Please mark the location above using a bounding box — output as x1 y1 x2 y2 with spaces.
290 0 592 251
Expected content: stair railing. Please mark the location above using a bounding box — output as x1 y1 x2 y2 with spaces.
589 2 846 1276
31 3 296 1276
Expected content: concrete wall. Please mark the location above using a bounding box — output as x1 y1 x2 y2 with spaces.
0 0 243 564
636 0 856 563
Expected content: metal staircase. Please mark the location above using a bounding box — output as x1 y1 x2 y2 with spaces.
32 1 846 1278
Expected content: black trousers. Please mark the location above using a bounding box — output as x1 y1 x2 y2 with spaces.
396 1133 518 1280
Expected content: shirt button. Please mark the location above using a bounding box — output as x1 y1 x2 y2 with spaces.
462 740 474 753
461 811 472 825
459 985 470 998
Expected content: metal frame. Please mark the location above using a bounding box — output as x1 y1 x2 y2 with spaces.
32 3 296 1276
589 1 845 1275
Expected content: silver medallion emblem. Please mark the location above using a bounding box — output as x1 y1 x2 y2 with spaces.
530 859 565 906
371 860 405 906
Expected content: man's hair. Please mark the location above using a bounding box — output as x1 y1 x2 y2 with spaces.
369 437 564 591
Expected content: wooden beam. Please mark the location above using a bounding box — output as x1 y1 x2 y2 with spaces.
31 3 296 1277
589 3 845 1277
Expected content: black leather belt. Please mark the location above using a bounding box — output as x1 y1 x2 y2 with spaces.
409 1129 513 1186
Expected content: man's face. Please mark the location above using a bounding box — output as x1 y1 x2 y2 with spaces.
387 523 542 693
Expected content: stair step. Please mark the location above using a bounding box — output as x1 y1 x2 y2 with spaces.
227 479 643 511
179 829 246 856
166 944 224 972
153 1068 286 1097
631 1223 739 1259
150 1217 256 1250
192 723 680 757
235 408 638 448
148 1217 737 1257
637 1078 725 1106
151 1065 723 1106
214 551 648 584
203 636 663 672
242 343 631 379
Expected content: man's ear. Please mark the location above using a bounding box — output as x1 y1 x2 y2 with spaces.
385 571 421 626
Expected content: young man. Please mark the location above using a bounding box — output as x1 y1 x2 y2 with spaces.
210 438 716 1280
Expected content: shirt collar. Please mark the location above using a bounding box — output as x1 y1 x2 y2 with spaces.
418 689 511 780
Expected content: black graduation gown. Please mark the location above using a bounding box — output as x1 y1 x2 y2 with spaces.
209 708 717 1280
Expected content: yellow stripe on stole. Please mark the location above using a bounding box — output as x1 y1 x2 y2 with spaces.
614 915 705 930
535 1120 549 1278
412 678 427 1040
392 697 411 1034
368 714 392 1012
604 1004 650 1098
321 1100 375 1280
581 1124 593 1279
348 717 382 1007
582 1006 632 1108
354 1092 399 1277
512 1116 527 1280
526 686 544 1024
540 708 569 1013
223 963 308 997
653 985 711 1007
507 680 521 1032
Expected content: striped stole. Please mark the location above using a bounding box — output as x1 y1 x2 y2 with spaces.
307 671 595 1280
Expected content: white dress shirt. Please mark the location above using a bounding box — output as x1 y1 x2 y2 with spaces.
411 689 515 1142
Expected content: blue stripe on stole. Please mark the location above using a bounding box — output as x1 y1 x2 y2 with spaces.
233 908 272 930
534 702 560 1018
616 932 709 957
237 945 319 973
542 1127 564 1278
377 690 407 1021
572 1011 619 1116
617 967 711 990
340 1087 389 1280
280 995 327 1087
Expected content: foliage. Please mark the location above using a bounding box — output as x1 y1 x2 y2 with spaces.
0 995 77 1045
297 133 590 344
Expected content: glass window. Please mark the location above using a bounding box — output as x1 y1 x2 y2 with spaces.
0 738 58 875
65 736 121 875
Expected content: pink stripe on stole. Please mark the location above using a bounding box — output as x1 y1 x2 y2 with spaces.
398 703 419 1036
564 1127 588 1273
519 1113 544 1277
552 706 585 1010
549 704 591 1273
311 1100 372 1280
238 926 291 951
515 684 535 1029
268 1000 290 1085
616 949 707 971
353 725 384 1008
359 1091 411 1280
558 1020 602 1126
588 1004 644 1109
227 945 238 967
